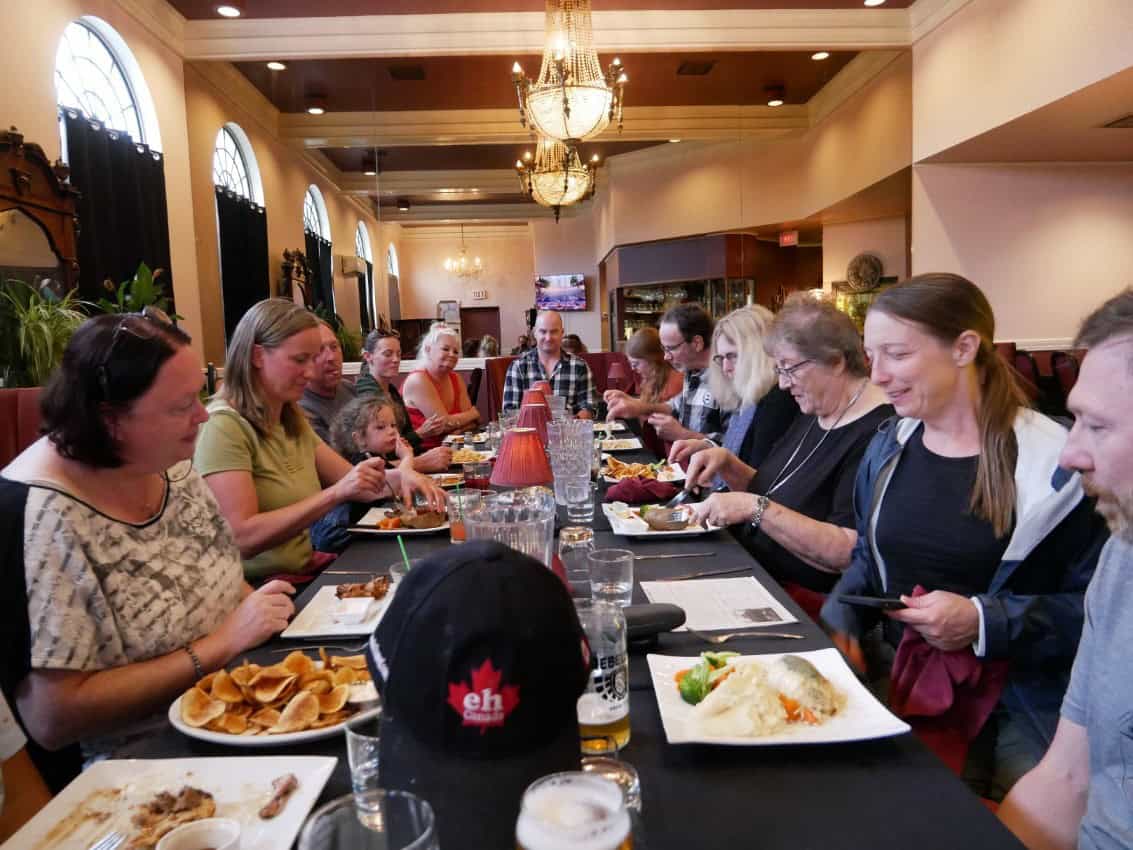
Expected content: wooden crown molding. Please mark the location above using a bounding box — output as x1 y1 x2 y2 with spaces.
115 0 186 54
808 49 905 126
909 0 977 43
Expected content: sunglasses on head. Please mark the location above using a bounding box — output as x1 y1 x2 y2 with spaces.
97 306 176 400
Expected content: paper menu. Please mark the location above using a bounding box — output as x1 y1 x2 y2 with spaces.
641 577 797 631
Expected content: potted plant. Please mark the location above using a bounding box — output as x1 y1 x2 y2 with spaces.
98 262 180 318
0 280 88 387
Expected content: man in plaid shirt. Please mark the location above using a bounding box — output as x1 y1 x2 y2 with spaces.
502 311 596 417
605 303 728 442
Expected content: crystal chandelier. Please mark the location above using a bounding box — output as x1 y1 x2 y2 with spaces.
511 0 628 143
443 223 483 278
516 139 599 222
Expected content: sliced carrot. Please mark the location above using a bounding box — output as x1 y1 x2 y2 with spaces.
674 669 691 685
801 707 819 725
778 693 801 722
378 517 402 530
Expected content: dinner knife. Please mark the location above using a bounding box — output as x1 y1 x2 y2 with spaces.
633 552 716 561
662 566 752 581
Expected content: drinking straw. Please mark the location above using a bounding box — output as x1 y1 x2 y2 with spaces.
397 535 411 571
453 480 463 521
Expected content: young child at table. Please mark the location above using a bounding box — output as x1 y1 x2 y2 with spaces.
310 396 404 552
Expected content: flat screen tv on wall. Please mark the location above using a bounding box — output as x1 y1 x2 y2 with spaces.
535 273 587 311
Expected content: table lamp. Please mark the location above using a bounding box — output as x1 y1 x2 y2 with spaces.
532 380 553 397
516 402 551 445
521 388 549 408
607 359 631 393
490 427 553 487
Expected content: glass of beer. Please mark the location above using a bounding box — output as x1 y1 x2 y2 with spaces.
574 600 631 754
515 773 632 850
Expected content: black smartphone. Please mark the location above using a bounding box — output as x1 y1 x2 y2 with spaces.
836 594 907 611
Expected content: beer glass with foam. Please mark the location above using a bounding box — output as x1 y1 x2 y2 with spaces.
574 600 631 754
515 772 632 850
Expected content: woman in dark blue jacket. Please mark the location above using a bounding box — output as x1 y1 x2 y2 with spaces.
821 274 1107 801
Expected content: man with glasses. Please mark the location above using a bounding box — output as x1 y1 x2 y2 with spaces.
606 303 727 443
298 320 355 444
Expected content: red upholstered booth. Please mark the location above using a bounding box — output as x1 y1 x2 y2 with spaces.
0 388 43 468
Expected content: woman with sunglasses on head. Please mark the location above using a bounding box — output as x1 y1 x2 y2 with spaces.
820 275 1107 800
669 305 799 477
0 310 295 774
354 329 451 472
194 300 445 582
401 322 480 450
684 295 892 611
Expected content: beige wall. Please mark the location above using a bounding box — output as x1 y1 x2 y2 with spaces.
396 226 535 352
183 64 381 363
912 163 1133 347
822 216 908 288
605 53 913 247
6 0 205 349
912 0 1133 162
530 209 603 351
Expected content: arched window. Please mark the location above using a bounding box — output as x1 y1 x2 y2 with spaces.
355 222 373 263
212 125 261 203
54 18 160 149
303 185 334 311
387 244 399 278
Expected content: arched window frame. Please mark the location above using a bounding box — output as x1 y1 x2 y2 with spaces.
387 244 399 278
212 123 264 205
303 185 331 241
54 17 162 151
355 222 373 262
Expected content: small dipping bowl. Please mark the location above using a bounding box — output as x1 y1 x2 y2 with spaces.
155 817 241 850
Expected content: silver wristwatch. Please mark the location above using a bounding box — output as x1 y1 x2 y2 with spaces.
749 494 770 531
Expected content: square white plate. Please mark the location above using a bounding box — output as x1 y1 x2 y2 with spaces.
4 756 336 850
448 449 496 465
349 507 449 535
646 649 910 745
281 583 394 639
599 437 644 451
601 502 720 538
592 420 628 433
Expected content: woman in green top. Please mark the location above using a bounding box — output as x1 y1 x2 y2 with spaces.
195 300 446 579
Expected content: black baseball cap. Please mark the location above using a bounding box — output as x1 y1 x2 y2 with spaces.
368 540 589 848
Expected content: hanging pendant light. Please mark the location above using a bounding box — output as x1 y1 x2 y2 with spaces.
511 0 628 144
443 223 484 278
516 139 598 222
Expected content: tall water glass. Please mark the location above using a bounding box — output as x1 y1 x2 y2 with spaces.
588 549 634 607
515 773 631 850
565 479 596 523
345 712 384 827
548 419 594 506
299 792 437 850
464 486 556 567
558 527 595 599
574 600 631 754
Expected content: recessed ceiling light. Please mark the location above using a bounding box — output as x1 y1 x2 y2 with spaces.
767 98 784 107
307 106 325 115
266 61 286 71
765 84 786 108
811 51 830 61
305 94 327 115
397 198 410 212
363 170 376 176
669 139 681 143
215 0 243 16
864 0 886 6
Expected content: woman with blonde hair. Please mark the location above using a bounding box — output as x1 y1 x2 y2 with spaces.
672 305 798 471
402 322 480 450
822 274 1107 799
195 299 444 581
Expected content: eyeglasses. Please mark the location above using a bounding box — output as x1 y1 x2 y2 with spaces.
97 306 175 400
661 339 688 355
712 352 739 367
773 359 813 384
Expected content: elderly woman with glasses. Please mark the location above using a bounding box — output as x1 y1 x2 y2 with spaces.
0 311 295 775
670 305 799 476
685 295 893 603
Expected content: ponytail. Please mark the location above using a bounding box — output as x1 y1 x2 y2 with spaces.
971 343 1027 537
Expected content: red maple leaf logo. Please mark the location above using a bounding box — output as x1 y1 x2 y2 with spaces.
446 659 521 734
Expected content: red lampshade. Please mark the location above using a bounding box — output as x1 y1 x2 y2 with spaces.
532 380 553 396
521 388 549 408
491 427 553 487
516 402 551 444
607 359 631 392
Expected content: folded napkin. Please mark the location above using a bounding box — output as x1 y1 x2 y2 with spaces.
605 477 679 505
888 586 1009 773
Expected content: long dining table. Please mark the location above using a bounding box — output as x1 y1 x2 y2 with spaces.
122 440 1025 849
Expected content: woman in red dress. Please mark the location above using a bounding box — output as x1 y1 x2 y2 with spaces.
401 323 481 449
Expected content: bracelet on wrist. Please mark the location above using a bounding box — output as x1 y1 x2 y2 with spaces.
184 643 205 681
749 494 771 532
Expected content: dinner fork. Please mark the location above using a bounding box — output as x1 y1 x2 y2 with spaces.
268 641 368 654
87 831 124 850
686 629 805 644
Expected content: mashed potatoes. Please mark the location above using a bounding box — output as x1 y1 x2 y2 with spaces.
690 656 845 738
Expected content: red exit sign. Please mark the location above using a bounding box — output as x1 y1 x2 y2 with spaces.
779 230 799 247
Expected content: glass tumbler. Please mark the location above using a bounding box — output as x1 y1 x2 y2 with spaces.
565 478 596 523
515 773 630 850
447 489 481 544
300 792 437 850
574 600 631 754
558 527 595 599
588 549 635 607
345 712 384 827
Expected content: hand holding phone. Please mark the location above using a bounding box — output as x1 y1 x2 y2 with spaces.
835 594 907 611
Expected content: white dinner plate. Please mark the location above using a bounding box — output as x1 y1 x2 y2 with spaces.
168 698 380 748
647 649 910 746
429 472 465 488
281 584 394 639
599 437 644 452
601 502 720 538
592 420 628 433
349 507 450 535
4 756 336 850
601 459 686 484
448 449 496 465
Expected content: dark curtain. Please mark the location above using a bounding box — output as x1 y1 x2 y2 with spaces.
215 188 270 344
62 110 172 305
304 230 334 311
358 259 375 334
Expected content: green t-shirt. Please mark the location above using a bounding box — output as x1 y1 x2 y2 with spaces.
194 400 322 578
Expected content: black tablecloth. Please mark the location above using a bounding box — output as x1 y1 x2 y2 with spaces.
122 444 1023 849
